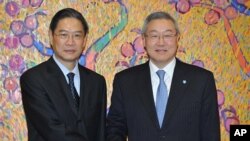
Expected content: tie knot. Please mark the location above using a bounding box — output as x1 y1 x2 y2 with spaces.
67 72 75 82
156 70 165 80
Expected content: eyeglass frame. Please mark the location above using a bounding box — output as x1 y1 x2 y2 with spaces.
144 32 178 42
53 31 85 41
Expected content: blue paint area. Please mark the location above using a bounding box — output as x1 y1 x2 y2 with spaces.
231 0 250 15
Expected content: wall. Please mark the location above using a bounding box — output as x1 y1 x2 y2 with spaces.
0 0 249 140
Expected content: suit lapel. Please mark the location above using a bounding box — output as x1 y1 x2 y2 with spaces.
78 65 88 119
72 65 89 137
45 58 78 119
161 59 190 129
43 58 88 138
137 62 160 129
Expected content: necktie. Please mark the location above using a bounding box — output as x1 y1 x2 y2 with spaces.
67 73 80 110
156 70 168 128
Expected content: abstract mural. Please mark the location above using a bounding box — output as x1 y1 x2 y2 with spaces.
0 0 249 140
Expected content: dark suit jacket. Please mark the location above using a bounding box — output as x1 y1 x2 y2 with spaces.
20 57 107 141
107 59 220 141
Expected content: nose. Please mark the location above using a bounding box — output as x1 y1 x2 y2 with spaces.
66 34 75 45
157 36 165 45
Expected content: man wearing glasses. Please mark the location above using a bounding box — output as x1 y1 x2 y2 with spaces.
107 11 220 141
20 8 106 141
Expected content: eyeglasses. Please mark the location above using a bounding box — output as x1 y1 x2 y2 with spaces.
145 33 177 42
54 31 84 40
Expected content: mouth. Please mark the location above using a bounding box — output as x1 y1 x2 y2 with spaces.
64 49 76 54
155 49 167 52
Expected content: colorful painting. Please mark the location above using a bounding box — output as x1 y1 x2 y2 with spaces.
0 0 249 141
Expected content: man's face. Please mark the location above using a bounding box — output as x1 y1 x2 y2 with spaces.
49 17 87 67
143 19 179 68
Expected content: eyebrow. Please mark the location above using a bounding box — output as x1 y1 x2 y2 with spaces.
147 29 176 34
57 29 84 33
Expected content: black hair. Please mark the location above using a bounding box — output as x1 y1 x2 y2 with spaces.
49 8 89 35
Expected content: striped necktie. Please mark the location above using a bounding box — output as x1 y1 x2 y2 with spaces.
156 70 168 128
67 72 80 110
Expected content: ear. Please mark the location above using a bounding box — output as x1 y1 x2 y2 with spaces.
176 34 181 49
49 30 53 48
177 33 181 41
82 34 88 49
142 34 146 50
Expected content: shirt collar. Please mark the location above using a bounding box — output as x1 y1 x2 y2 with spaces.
149 58 176 79
53 54 80 78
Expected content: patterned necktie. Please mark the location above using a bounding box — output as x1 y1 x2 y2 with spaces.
156 70 168 128
67 73 80 110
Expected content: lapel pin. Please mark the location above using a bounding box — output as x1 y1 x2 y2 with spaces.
182 80 187 84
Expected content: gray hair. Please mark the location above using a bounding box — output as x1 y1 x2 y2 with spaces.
142 11 180 35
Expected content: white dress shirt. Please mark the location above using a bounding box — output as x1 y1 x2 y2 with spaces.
149 58 176 105
53 55 80 95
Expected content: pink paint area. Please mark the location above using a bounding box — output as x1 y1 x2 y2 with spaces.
30 0 44 7
20 33 34 48
9 54 25 72
4 36 19 49
217 90 225 107
22 0 43 7
121 42 135 57
25 15 38 30
115 61 130 68
204 10 220 25
192 60 204 68
212 0 228 7
85 51 97 70
225 6 238 20
225 117 240 132
10 88 22 104
3 77 18 92
11 20 25 36
176 0 190 14
133 36 145 54
5 1 20 17
22 0 30 7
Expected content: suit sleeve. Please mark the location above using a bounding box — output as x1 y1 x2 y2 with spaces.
200 72 221 141
96 76 107 141
20 73 79 141
106 74 127 141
